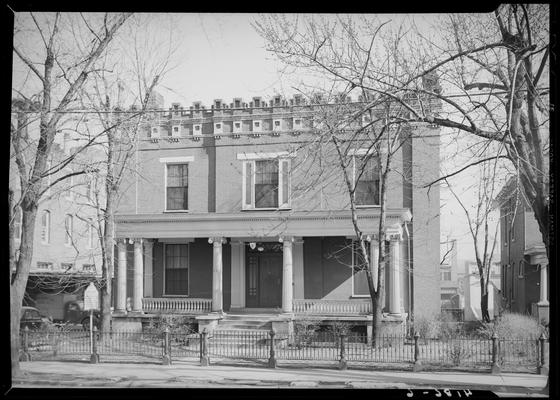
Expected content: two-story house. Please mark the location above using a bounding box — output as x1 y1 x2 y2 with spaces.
495 178 549 323
112 92 441 339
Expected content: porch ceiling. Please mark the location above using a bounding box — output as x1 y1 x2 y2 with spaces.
115 208 411 239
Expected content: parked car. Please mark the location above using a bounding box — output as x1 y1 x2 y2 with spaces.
63 301 100 330
20 306 52 330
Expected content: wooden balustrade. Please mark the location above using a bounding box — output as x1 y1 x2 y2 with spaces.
292 299 372 315
142 298 212 314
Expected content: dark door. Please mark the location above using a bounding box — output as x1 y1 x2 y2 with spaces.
246 252 282 308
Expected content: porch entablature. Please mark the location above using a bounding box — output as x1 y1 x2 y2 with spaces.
115 208 412 239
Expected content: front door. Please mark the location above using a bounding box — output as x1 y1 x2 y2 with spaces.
246 244 283 308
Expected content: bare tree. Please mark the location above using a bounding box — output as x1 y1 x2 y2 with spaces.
10 12 131 377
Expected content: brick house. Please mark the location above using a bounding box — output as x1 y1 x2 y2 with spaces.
495 178 549 323
113 93 441 338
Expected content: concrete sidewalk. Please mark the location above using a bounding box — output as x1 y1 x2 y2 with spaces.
12 360 548 395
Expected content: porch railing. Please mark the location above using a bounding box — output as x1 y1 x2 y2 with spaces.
293 299 372 315
142 298 212 314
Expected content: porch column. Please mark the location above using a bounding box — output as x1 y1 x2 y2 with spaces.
143 240 154 298
116 239 127 313
280 236 293 313
230 241 245 309
210 237 225 313
388 229 403 315
538 263 548 306
293 239 304 299
369 236 379 292
132 238 144 313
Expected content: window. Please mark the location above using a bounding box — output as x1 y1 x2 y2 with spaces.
441 271 452 281
273 119 282 131
13 206 22 242
353 155 380 206
164 244 189 295
82 264 96 273
253 120 262 132
171 125 181 137
166 164 188 211
242 158 291 209
214 122 223 134
65 172 74 200
61 263 74 271
41 210 50 244
37 261 53 270
193 124 202 136
293 118 302 129
150 126 160 138
352 241 370 296
64 214 73 245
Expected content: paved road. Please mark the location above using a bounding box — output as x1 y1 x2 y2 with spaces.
11 360 548 397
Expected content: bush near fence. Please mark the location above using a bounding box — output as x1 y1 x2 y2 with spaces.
19 326 547 374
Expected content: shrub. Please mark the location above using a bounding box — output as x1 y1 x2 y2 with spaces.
145 314 197 337
411 314 441 339
477 312 545 340
328 321 351 336
293 318 321 348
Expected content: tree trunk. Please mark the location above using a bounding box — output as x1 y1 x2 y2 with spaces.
11 206 38 378
480 276 490 323
99 188 115 333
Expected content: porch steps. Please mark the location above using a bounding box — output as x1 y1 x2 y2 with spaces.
216 312 280 331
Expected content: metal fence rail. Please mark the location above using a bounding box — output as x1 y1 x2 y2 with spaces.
19 327 547 374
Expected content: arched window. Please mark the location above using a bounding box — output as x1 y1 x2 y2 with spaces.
65 214 73 245
41 210 50 244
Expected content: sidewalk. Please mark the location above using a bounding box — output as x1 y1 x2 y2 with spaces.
12 359 548 395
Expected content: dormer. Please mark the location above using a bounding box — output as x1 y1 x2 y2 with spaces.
214 99 223 110
252 97 262 108
171 103 181 118
193 101 201 111
233 98 242 109
293 94 303 106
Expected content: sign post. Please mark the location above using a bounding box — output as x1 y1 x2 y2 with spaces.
84 283 99 356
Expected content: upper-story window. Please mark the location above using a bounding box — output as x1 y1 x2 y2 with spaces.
37 261 53 270
214 122 223 134
441 270 452 281
353 154 380 206
41 210 50 244
64 214 73 246
13 206 22 243
193 124 202 136
352 240 370 296
252 120 262 132
233 121 242 133
242 157 291 210
166 164 189 211
171 125 181 137
150 126 160 138
293 118 302 129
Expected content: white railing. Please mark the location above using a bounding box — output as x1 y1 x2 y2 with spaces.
293 299 372 315
142 298 212 314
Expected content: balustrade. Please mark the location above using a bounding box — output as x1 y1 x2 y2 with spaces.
142 298 212 314
292 299 371 315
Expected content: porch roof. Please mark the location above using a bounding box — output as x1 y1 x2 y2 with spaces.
115 208 412 239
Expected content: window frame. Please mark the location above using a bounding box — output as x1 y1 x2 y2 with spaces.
214 122 223 134
171 125 181 137
352 151 381 208
351 240 371 297
41 209 51 245
242 157 291 210
164 162 190 212
65 169 75 201
233 121 243 133
163 243 190 297
150 126 160 138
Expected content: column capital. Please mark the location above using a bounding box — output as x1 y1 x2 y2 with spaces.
208 237 226 245
143 239 154 249
132 238 143 246
278 236 294 243
386 225 403 242
364 233 379 242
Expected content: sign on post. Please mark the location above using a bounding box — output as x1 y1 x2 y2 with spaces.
84 282 99 311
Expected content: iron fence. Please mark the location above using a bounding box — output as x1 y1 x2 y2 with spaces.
19 327 547 374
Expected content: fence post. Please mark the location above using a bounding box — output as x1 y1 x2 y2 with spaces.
200 328 209 366
268 329 277 368
490 333 500 374
90 327 100 364
538 332 548 375
20 326 31 362
338 332 347 370
162 327 171 365
412 332 422 372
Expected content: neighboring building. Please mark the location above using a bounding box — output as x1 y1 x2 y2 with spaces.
494 178 549 323
112 91 441 339
459 260 501 321
440 239 464 320
10 106 103 320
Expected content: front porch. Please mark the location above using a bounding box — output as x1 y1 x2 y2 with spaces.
113 209 411 336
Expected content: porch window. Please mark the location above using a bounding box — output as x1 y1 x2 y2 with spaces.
352 241 371 296
166 164 189 211
242 158 290 209
353 154 380 206
164 244 189 296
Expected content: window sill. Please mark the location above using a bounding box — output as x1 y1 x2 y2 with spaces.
350 295 371 298
163 210 190 213
241 207 292 212
355 205 381 208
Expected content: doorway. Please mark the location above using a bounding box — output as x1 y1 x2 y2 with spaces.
245 243 283 308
